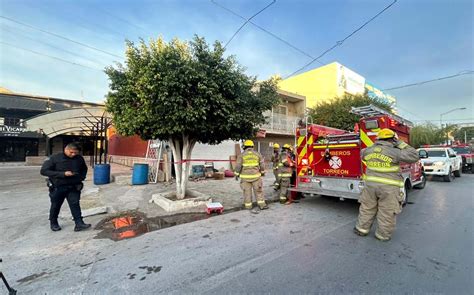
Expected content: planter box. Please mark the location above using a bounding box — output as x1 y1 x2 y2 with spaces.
150 190 212 213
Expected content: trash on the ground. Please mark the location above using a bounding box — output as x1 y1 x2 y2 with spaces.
206 202 224 214
224 170 235 177
213 172 225 180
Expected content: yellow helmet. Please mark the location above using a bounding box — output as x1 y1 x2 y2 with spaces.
283 144 291 149
243 140 254 147
273 143 280 149
377 128 396 139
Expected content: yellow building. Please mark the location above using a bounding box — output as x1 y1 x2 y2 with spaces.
279 62 395 108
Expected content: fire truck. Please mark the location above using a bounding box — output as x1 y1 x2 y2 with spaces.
291 105 426 204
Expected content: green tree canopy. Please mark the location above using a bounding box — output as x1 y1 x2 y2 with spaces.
307 93 393 131
409 123 443 148
105 36 279 198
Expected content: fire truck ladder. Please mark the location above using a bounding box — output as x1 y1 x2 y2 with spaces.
350 105 413 127
145 140 164 183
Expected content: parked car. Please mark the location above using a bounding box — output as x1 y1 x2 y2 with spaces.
417 147 462 182
451 145 473 173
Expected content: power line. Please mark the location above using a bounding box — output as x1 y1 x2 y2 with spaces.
96 6 147 33
211 0 323 64
0 41 103 71
0 15 124 60
285 0 398 79
224 0 276 49
384 70 474 91
411 118 474 122
1 24 107 68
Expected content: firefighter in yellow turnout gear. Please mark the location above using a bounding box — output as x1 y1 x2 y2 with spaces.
271 143 280 190
235 140 268 210
278 144 294 204
354 128 419 241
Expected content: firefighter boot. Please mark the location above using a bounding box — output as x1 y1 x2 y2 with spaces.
50 219 61 232
353 227 369 237
74 220 91 232
258 201 269 210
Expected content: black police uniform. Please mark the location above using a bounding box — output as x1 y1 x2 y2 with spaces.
40 153 88 225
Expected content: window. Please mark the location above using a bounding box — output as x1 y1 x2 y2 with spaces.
426 150 447 158
273 105 288 116
365 120 379 130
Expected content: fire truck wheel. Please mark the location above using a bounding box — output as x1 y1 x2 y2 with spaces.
402 183 409 207
414 173 426 189
443 168 454 182
453 168 461 178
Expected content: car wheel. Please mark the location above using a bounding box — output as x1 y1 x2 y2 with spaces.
454 168 461 177
414 173 426 189
443 168 453 182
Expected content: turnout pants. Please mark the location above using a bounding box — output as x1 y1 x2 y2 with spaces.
49 185 83 222
241 178 265 209
356 184 403 239
279 177 291 202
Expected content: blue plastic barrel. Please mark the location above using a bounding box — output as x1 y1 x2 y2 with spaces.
94 164 110 185
132 163 149 185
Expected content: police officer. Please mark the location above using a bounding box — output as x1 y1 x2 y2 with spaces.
271 143 280 190
40 142 91 232
235 140 268 210
278 144 294 204
354 129 419 241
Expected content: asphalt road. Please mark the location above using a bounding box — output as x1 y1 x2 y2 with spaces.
0 166 472 294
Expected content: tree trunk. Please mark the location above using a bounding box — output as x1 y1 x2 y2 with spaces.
168 135 196 200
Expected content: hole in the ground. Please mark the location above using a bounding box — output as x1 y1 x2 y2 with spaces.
94 208 241 241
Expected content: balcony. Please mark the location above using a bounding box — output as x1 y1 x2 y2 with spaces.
261 112 302 135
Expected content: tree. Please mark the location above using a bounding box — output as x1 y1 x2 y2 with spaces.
409 123 443 148
307 93 393 131
105 36 279 199
453 126 474 144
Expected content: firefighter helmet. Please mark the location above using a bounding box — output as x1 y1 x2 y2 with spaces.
243 140 254 147
377 128 396 139
273 143 280 149
283 144 291 150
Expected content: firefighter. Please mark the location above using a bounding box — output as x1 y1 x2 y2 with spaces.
271 143 280 190
235 140 268 210
354 128 419 241
278 144 294 204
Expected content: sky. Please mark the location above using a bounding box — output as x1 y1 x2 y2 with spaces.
0 0 472 125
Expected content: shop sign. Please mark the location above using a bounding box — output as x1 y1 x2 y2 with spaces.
337 65 366 95
365 83 396 105
0 125 27 137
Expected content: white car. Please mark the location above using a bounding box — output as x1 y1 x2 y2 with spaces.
417 147 462 182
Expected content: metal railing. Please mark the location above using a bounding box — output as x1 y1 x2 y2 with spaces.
261 112 302 135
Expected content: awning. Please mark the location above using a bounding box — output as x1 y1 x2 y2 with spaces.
25 107 112 137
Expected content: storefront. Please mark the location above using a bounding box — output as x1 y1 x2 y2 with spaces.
0 90 104 162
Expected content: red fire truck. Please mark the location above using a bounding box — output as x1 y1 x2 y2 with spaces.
291 105 426 203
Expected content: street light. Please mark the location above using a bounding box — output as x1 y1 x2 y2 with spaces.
440 107 466 143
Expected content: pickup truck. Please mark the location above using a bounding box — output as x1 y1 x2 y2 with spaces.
451 145 473 173
417 147 462 182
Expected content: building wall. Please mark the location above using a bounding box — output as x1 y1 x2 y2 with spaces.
279 63 339 108
108 134 148 157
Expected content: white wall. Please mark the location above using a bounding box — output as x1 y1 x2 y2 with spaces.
190 140 239 171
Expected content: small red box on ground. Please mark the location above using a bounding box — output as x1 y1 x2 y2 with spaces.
206 202 224 214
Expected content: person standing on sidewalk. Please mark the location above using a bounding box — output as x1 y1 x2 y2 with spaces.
354 129 419 241
278 144 295 204
235 140 268 211
40 142 91 232
271 143 280 190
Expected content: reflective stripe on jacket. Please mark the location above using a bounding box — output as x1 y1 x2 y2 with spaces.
278 151 293 178
361 140 419 187
235 148 265 182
